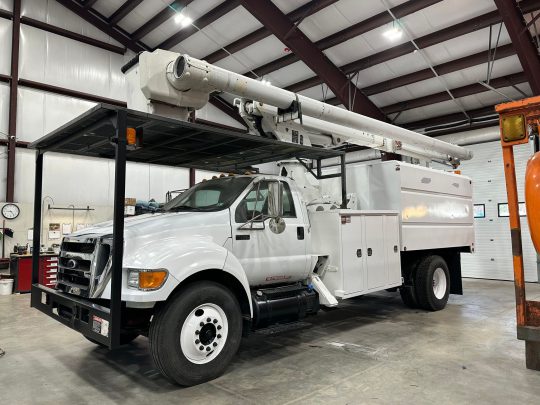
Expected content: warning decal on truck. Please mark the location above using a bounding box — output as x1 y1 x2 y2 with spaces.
92 315 110 337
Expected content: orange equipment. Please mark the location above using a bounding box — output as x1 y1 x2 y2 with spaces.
496 96 540 371
525 152 540 253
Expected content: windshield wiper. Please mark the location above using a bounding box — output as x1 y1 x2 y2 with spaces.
167 205 198 211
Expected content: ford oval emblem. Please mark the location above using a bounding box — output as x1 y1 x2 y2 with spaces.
67 259 78 269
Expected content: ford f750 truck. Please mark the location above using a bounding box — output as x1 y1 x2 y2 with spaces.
33 50 474 386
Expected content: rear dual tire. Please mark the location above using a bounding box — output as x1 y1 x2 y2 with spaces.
400 255 450 311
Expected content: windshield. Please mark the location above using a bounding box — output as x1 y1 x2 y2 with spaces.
162 177 253 212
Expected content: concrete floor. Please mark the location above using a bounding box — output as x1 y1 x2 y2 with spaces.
1 279 540 404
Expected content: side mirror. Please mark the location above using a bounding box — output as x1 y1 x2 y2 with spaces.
267 181 283 218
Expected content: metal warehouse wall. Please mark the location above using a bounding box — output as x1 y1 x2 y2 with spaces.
459 140 539 282
0 0 239 204
0 0 234 252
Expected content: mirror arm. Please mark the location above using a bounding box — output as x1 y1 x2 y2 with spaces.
237 214 267 230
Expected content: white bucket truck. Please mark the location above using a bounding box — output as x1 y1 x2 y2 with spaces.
42 50 474 386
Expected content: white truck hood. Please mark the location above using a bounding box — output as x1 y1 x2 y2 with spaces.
69 209 232 247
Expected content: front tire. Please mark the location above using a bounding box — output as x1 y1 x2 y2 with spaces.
414 255 450 311
149 281 242 386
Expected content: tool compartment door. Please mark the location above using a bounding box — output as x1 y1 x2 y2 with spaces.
363 215 388 290
383 215 401 286
340 214 365 294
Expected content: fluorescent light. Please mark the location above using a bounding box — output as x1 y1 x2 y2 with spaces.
383 26 403 41
174 13 192 28
181 16 193 27
174 13 185 24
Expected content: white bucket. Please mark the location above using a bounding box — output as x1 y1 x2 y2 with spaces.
0 279 14 295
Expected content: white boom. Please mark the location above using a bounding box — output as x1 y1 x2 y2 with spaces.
136 50 473 163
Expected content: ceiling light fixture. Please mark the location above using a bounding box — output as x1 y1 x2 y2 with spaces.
383 22 403 41
174 12 192 28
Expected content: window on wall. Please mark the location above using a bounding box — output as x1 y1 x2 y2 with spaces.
473 204 486 219
498 202 527 217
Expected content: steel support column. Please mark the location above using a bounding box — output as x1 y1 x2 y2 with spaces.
31 152 44 284
239 0 385 120
189 168 196 187
110 110 127 349
340 154 347 209
6 0 21 202
494 0 540 94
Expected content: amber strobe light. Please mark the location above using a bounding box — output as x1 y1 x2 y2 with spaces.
525 152 540 253
126 127 137 146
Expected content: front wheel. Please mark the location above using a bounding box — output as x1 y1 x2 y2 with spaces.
149 281 242 386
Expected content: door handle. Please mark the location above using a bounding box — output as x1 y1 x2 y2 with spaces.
356 249 362 257
367 248 373 256
297 226 305 240
235 235 250 240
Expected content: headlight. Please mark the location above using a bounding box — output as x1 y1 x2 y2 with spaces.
127 268 169 291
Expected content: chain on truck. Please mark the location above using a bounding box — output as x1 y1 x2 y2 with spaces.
29 50 475 386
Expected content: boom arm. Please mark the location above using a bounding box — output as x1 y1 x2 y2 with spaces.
133 50 473 164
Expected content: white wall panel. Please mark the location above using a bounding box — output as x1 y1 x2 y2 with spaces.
7 147 192 205
459 141 538 282
0 82 9 135
140 0 223 49
0 17 12 76
19 25 126 101
21 0 123 47
149 165 190 201
0 0 12 11
16 87 97 142
92 0 124 18
171 6 261 58
195 169 222 183
214 34 287 74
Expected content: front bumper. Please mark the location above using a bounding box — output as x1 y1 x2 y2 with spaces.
31 283 114 348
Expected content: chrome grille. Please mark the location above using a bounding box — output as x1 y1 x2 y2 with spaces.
57 237 111 298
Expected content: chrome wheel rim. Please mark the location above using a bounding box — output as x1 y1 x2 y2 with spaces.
433 267 447 300
180 303 228 364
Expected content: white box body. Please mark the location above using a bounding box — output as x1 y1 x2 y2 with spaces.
310 210 401 298
346 161 474 252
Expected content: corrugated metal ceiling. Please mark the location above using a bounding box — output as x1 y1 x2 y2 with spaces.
66 0 540 131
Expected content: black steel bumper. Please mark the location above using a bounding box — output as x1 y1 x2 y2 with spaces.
31 283 115 348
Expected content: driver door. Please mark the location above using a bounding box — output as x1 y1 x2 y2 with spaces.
231 180 309 286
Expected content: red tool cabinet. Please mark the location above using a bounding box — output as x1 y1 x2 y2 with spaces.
10 254 58 293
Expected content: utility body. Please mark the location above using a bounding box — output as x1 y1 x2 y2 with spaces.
32 50 474 386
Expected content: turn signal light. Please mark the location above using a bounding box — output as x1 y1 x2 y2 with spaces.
127 269 168 290
139 270 168 289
